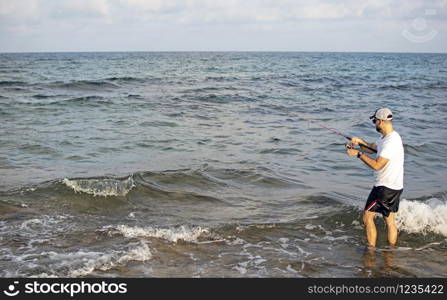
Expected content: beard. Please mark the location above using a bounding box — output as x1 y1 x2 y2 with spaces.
375 125 381 133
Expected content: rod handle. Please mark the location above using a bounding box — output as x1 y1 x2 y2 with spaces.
345 136 377 153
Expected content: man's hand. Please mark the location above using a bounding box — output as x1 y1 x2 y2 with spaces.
347 148 360 156
345 143 360 157
351 137 377 154
350 137 366 146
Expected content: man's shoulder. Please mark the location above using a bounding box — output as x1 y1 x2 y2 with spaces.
385 131 402 142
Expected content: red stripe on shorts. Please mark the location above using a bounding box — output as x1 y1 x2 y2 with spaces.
366 200 378 211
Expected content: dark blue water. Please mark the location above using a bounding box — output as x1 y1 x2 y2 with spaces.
1 52 446 277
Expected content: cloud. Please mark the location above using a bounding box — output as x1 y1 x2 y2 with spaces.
0 0 40 18
52 0 111 18
2 0 446 25
123 0 184 13
115 0 447 23
0 0 446 52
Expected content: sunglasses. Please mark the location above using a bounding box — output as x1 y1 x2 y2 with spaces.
371 118 379 124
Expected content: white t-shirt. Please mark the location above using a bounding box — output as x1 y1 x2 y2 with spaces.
374 131 404 190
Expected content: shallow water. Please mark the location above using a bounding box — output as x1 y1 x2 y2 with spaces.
0 52 446 277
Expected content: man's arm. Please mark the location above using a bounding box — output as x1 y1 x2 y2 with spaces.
346 146 389 170
359 143 377 154
358 154 389 170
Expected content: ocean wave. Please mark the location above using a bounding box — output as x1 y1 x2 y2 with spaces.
31 94 62 99
50 171 224 202
34 241 152 278
0 80 27 86
115 224 211 243
105 76 164 84
139 121 178 127
205 75 239 82
62 177 135 197
127 94 143 99
61 96 109 106
199 166 300 189
50 80 120 91
182 86 241 94
19 215 69 232
105 76 146 83
3 170 228 203
403 143 435 155
300 194 447 239
396 198 447 237
69 242 151 277
375 81 447 91
259 148 302 155
23 95 111 107
18 143 59 155
5 166 306 200
191 94 255 104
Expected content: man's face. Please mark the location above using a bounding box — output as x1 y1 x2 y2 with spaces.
374 119 382 133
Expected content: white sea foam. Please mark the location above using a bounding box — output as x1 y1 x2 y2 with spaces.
278 237 289 248
305 224 317 230
19 215 70 234
20 218 43 230
396 198 447 237
226 237 246 245
69 242 152 277
286 264 299 274
62 177 135 197
233 264 247 275
116 224 210 243
35 241 152 278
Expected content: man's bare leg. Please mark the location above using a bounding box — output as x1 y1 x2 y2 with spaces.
363 246 377 268
384 212 398 246
363 211 378 247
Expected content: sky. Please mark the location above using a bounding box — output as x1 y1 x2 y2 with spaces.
0 0 446 53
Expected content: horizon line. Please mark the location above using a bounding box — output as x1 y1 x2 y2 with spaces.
1 50 446 55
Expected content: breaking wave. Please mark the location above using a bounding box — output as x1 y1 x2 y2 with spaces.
115 224 212 243
62 177 135 197
35 241 152 278
396 198 447 237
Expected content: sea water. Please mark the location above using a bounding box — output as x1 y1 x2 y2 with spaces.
1 52 446 277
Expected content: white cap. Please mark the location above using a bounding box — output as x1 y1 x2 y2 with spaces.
370 108 393 121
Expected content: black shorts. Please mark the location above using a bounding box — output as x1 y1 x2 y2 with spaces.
364 186 403 217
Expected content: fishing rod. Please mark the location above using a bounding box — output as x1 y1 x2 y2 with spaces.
290 112 377 153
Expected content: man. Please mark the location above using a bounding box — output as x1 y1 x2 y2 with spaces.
346 108 404 248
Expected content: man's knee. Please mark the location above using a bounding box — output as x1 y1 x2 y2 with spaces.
384 219 397 230
384 213 396 226
362 212 375 226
